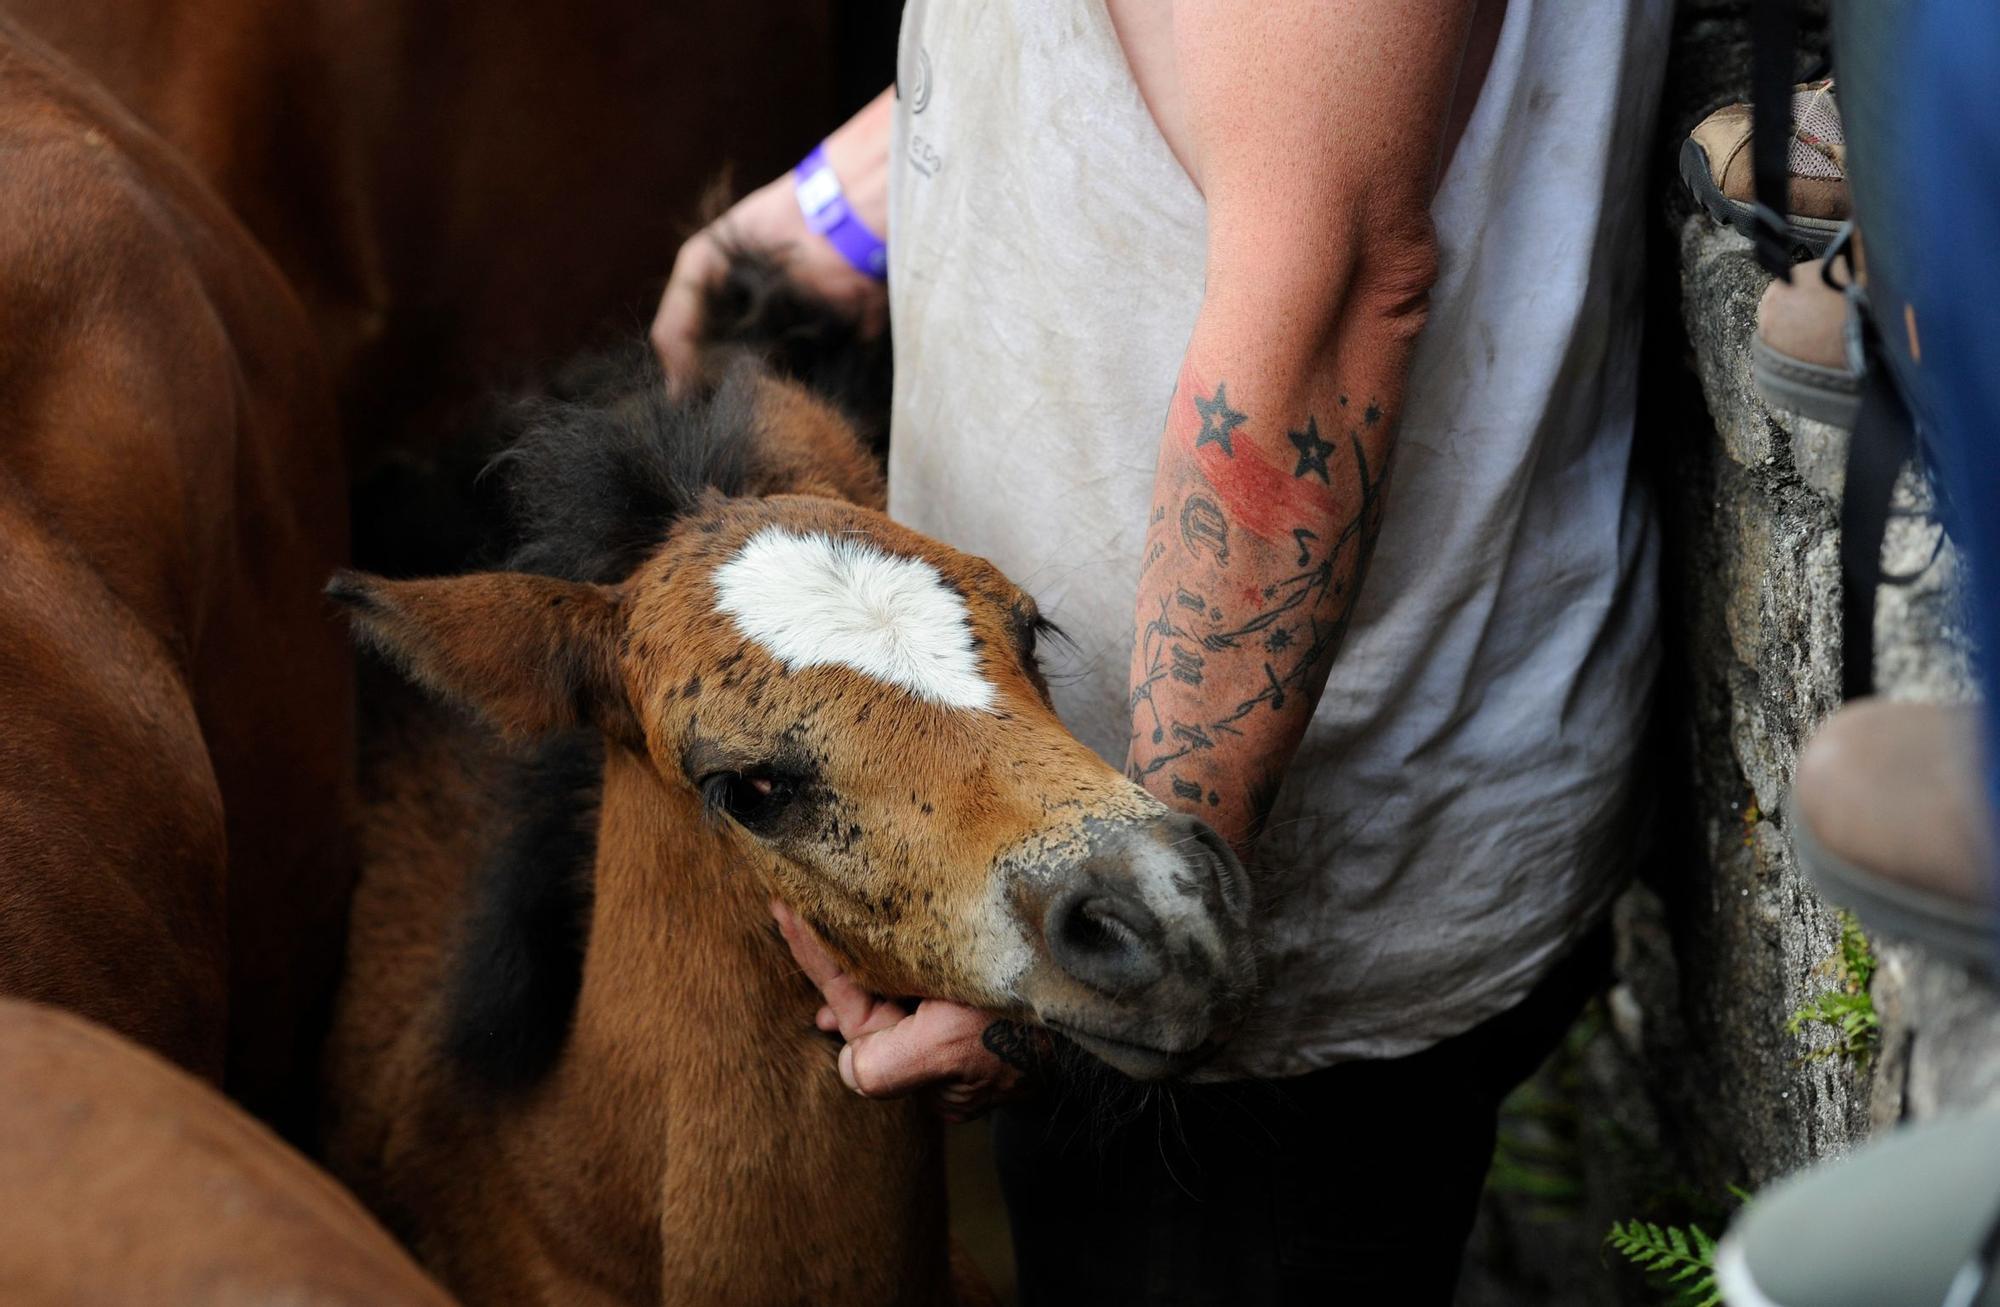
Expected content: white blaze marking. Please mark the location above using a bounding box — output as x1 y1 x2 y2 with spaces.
712 528 997 711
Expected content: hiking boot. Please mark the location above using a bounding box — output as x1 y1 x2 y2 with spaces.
1753 254 1862 427
1793 699 1997 972
1682 80 1849 255
1716 1109 2000 1307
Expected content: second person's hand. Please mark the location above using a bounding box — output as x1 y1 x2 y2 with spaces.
772 899 1043 1124
651 87 894 392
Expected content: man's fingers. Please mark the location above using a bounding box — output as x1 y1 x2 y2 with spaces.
772 900 902 1040
840 1024 944 1099
826 973 905 1041
651 230 727 391
772 900 841 987
772 904 1025 1104
838 1001 1003 1099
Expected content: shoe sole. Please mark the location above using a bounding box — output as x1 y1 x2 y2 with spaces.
1751 334 1861 428
1793 802 1996 974
1715 1239 1783 1307
1679 137 1843 256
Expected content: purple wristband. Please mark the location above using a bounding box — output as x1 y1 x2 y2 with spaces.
793 143 888 281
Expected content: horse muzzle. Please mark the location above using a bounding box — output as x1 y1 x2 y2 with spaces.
1005 812 1258 1080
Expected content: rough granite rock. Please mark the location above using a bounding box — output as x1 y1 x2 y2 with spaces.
1459 3 1994 1302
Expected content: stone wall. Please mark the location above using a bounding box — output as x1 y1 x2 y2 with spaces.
1633 208 1986 1165
1461 4 1995 1302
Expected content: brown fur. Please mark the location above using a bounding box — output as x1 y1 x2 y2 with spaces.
1 0 882 464
325 380 1252 1305
0 19 353 1124
0 999 451 1305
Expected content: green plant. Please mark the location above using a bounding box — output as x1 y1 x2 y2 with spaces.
1604 1219 1719 1307
1787 911 1880 1066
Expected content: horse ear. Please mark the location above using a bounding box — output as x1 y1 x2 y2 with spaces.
327 570 638 745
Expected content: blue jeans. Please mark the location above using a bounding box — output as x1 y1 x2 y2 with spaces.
1837 0 2000 908
1901 4 2000 845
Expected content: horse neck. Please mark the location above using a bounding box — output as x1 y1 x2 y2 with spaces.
522 746 950 1306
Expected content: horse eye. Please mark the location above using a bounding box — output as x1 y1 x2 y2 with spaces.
700 771 794 830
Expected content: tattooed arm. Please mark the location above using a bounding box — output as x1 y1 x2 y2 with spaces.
1124 1 1478 853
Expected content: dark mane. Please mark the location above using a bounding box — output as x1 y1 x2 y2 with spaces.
442 349 766 1090
442 730 603 1091
495 344 760 583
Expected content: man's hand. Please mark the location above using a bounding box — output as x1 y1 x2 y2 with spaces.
772 901 1039 1124
651 88 894 392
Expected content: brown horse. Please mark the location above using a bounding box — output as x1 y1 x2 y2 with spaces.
0 18 352 1126
0 999 452 1306
1 0 893 465
321 359 1256 1306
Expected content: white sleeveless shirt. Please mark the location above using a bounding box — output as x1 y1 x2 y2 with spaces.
887 0 1670 1076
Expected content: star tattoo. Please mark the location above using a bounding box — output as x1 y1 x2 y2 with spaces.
1288 415 1334 483
1193 382 1248 457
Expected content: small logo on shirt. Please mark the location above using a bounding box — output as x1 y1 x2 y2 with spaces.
907 133 943 179
911 46 933 114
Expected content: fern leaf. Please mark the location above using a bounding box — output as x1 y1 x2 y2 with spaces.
1605 1215 1720 1307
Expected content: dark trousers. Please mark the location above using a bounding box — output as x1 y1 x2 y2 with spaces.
994 929 1610 1306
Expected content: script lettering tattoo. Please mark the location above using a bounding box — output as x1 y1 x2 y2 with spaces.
1130 387 1393 840
1169 644 1205 686
1179 495 1230 564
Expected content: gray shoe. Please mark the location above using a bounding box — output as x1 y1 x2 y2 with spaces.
1793 700 1997 973
1717 1110 2000 1307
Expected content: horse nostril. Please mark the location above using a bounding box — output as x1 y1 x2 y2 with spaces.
1045 884 1166 997
1061 899 1129 956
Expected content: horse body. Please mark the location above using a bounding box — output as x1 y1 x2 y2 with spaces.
0 998 449 1306
0 0 868 463
329 717 946 1306
0 18 352 1120
325 365 1257 1305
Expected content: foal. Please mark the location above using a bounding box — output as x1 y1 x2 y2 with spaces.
322 361 1257 1306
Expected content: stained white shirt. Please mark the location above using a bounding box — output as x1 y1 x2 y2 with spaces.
887 0 1669 1076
